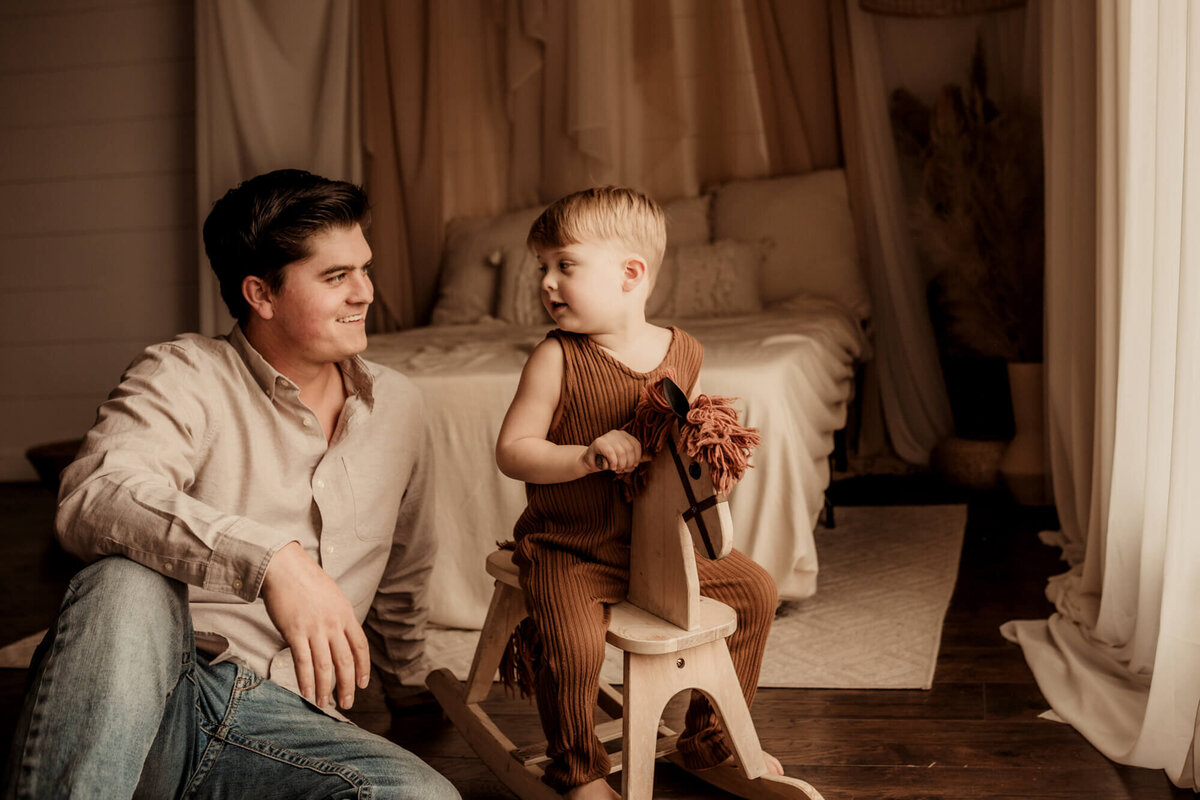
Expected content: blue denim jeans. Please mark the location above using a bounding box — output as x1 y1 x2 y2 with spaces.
2 557 459 800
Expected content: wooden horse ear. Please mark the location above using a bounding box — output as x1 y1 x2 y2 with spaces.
661 377 690 420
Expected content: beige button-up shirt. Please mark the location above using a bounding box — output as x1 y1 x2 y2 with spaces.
56 326 435 712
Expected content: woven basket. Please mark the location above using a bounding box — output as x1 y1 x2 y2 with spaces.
931 436 1006 491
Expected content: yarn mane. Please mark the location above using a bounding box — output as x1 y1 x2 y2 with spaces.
622 374 761 497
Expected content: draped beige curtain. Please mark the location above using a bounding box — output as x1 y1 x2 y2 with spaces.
195 0 361 335
359 1 513 330
360 0 840 329
1038 0 1096 562
833 0 956 464
1003 0 1200 788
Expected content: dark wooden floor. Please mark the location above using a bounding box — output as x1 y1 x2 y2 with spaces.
0 478 1192 799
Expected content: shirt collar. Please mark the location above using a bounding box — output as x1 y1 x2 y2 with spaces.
227 324 376 409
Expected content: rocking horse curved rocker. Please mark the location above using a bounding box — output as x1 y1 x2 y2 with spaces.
425 377 825 800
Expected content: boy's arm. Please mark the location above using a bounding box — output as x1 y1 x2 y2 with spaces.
496 338 643 483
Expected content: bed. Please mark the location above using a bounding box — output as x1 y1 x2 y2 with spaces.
364 169 871 630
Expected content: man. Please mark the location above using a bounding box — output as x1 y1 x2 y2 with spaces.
2 170 460 799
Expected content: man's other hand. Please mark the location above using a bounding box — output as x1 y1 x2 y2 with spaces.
261 541 370 710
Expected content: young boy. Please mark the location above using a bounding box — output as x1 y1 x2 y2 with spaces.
495 186 782 799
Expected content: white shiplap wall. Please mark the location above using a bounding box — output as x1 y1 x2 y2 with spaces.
0 0 197 480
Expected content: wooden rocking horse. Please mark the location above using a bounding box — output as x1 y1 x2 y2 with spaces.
425 377 824 800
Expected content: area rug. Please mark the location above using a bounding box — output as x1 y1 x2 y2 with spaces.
424 504 967 691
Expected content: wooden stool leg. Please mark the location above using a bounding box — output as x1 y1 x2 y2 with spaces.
684 639 766 779
465 581 527 704
621 652 678 800
663 639 827 800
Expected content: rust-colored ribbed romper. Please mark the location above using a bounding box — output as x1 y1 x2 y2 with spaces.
512 327 778 793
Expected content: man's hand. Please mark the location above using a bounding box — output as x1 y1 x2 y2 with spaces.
260 541 370 710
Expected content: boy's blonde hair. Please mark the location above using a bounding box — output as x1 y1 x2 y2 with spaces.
527 186 667 273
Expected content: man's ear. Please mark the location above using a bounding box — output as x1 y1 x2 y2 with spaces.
621 256 648 292
242 275 275 321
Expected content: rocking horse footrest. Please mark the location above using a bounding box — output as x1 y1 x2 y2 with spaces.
512 719 680 773
607 596 737 655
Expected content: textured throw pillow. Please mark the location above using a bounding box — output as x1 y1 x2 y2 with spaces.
654 239 766 319
710 169 870 320
430 205 544 325
495 247 553 327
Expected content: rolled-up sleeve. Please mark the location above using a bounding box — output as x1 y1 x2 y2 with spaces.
56 343 294 603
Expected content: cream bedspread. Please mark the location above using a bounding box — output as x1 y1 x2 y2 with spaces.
364 297 867 629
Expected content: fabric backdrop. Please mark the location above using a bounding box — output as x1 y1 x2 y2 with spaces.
358 0 840 331
359 0 963 465
193 2 1042 464
837 0 954 464
195 0 362 335
838 2 1041 464
1003 0 1200 789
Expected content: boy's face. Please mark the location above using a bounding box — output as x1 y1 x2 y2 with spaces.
536 238 635 332
259 223 374 368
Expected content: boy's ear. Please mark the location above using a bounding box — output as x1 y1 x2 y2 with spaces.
621 256 648 292
242 275 276 320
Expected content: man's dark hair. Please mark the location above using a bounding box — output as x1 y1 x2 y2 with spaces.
202 169 369 323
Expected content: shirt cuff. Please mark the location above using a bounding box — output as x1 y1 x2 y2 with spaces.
206 518 294 602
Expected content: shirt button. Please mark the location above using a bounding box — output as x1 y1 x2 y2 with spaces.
232 577 243 591
314 479 325 490
302 418 313 428
163 562 174 573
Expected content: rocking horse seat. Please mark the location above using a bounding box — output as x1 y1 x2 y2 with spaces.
485 550 738 656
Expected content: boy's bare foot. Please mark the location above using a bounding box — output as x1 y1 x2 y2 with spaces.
705 751 785 776
563 777 620 799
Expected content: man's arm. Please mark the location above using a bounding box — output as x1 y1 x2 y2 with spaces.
60 341 370 711
363 422 437 704
56 342 295 602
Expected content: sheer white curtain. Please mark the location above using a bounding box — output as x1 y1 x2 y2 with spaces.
195 0 362 335
1003 0 1200 788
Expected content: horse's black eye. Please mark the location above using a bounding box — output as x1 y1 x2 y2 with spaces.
689 463 702 480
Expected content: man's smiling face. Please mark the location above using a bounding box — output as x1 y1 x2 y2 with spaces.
263 223 374 369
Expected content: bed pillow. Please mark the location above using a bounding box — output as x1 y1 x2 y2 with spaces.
710 169 870 320
645 247 677 319
495 247 553 326
653 239 766 320
662 194 711 247
430 205 544 325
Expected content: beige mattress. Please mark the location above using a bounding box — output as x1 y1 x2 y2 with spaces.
364 296 867 629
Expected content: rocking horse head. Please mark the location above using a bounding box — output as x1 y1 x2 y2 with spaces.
622 375 761 564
